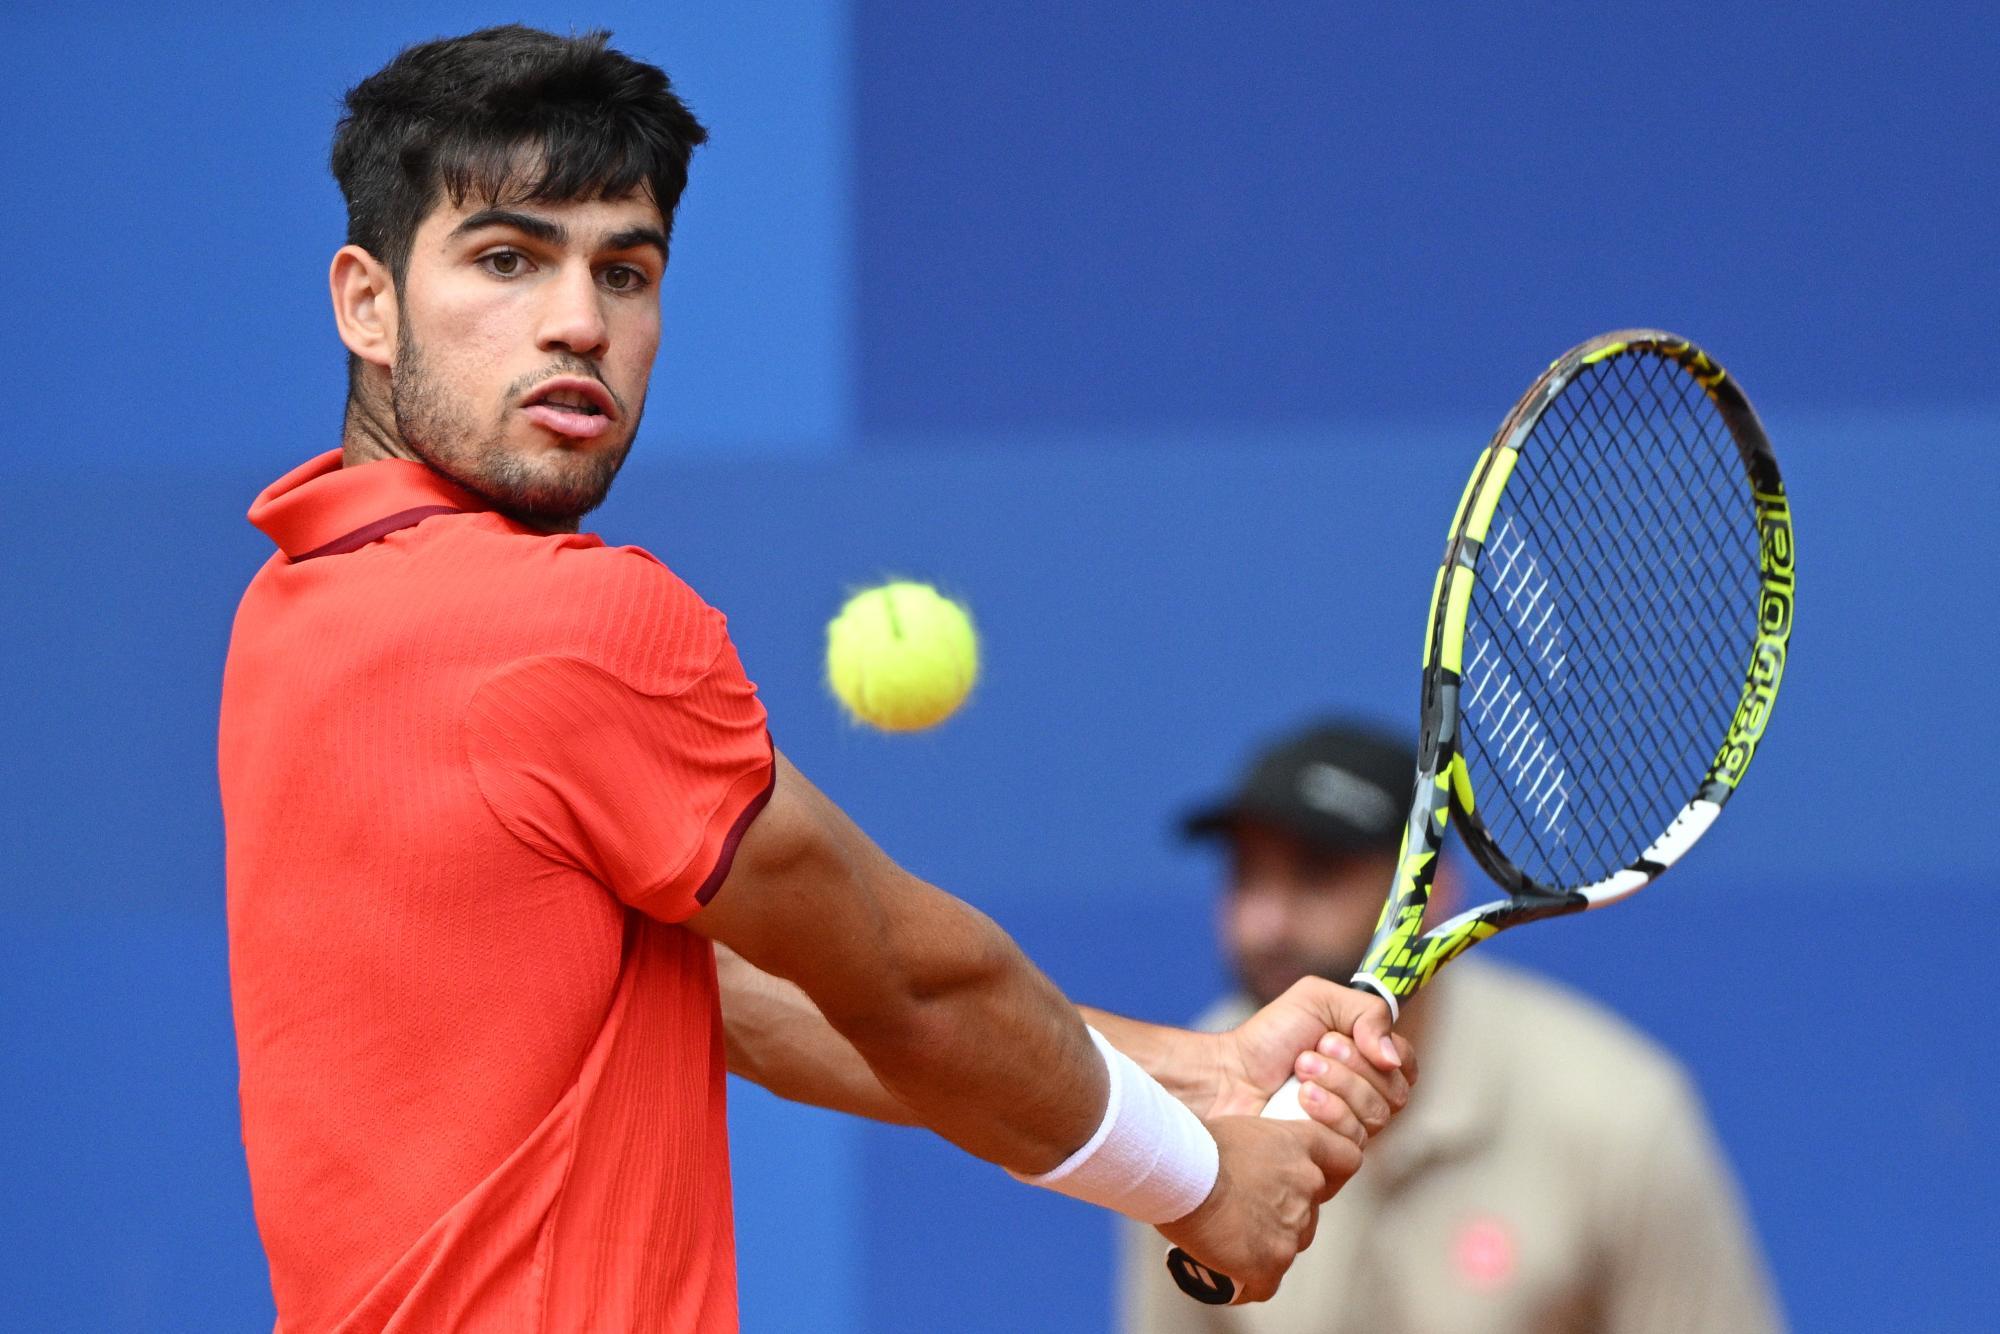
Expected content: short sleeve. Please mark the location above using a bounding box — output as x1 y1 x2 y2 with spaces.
465 621 774 922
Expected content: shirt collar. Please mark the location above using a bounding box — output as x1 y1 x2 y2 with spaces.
248 449 491 561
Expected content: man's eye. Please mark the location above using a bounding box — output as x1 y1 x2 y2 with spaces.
602 265 650 293
480 251 526 277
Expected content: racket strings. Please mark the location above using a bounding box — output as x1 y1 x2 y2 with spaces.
1458 351 1760 891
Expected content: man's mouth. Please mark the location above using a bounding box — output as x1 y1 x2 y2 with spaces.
537 392 603 417
521 377 616 439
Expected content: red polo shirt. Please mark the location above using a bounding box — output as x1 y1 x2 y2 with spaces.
219 451 773 1333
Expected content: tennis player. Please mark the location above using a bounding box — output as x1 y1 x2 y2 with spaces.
217 26 1413 1333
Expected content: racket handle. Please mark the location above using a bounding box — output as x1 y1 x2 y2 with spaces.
1256 1075 1310 1122
1163 1075 1312 1303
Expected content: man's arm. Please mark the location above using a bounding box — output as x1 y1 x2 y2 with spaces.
691 750 1104 1170
713 941 916 1123
717 943 1411 1143
691 750 1402 1300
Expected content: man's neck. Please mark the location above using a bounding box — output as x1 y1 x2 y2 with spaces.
335 400 585 536
341 394 415 469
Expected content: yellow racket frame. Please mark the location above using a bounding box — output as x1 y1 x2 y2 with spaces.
1351 329 1794 1016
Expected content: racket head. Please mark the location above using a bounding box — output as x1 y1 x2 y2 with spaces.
1355 330 1794 1004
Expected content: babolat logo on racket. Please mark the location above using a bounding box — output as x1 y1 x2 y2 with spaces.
1713 488 1794 789
1166 1254 1236 1305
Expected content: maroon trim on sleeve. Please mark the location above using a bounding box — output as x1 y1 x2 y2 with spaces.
291 505 464 562
693 761 777 906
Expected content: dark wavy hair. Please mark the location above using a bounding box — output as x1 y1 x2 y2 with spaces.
331 25 708 285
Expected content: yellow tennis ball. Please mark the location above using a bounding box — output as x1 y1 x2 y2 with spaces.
826 581 980 731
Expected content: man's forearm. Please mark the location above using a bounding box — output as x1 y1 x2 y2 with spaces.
715 942 916 1123
1079 1007 1221 1108
809 882 1107 1173
717 947 1219 1128
689 753 1106 1172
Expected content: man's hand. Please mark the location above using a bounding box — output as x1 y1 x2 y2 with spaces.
1155 1116 1360 1304
1208 978 1416 1143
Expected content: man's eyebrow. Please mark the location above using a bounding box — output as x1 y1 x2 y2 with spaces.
601 226 670 261
449 208 566 246
447 210 666 262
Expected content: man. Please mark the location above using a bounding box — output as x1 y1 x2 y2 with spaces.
1119 719 1786 1334
217 27 1413 1333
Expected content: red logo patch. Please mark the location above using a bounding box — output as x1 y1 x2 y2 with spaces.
1452 1215 1517 1290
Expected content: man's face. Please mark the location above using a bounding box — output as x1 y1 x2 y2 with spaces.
1219 821 1400 1007
388 190 669 527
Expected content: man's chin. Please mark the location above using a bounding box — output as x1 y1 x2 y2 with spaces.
511 473 605 515
471 448 628 528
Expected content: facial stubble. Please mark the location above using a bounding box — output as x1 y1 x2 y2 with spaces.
389 329 640 529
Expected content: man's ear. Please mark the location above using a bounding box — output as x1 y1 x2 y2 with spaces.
330 245 398 369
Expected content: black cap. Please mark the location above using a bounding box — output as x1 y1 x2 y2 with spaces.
1181 719 1414 854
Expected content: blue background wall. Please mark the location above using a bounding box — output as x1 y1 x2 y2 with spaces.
3 4 1995 1331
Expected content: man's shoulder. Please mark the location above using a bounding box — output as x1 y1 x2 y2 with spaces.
454 522 691 603
442 525 731 677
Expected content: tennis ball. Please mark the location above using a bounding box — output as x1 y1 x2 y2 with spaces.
826 581 979 731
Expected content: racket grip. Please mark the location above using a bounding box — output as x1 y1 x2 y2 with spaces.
1256 1075 1310 1122
1163 1076 1312 1304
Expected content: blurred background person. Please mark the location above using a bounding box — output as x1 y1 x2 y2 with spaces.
1119 719 1784 1333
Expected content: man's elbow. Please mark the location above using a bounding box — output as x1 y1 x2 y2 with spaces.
824 896 1021 1051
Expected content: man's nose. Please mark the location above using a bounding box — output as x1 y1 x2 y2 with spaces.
1229 882 1293 945
537 265 609 359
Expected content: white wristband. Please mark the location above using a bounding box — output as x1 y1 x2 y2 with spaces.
1008 1026 1220 1225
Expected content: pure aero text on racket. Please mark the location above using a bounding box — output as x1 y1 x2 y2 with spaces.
1166 329 1795 1306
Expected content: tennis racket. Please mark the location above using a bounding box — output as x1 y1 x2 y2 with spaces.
1167 329 1794 1305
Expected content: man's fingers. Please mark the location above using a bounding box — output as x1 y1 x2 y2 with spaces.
1279 976 1403 1073
1346 997 1402 1072
1390 1031 1418 1085
1287 1120 1362 1203
1238 1272 1279 1305
1294 1052 1394 1135
1292 1078 1366 1144
1311 1032 1411 1110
